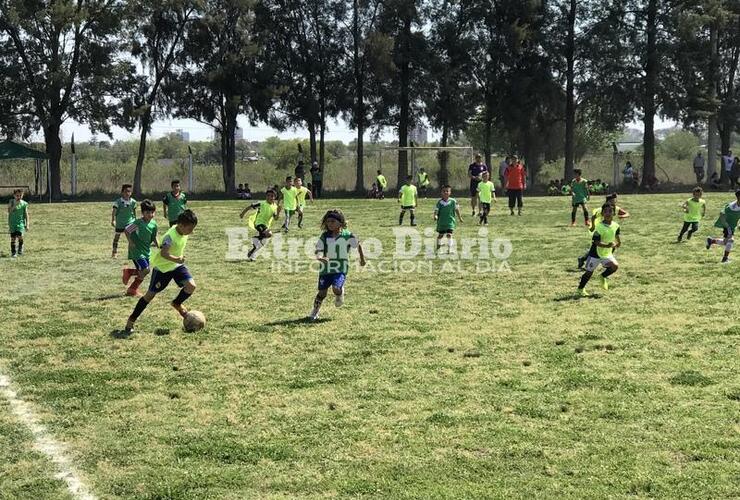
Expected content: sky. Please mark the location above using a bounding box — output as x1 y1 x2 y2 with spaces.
49 115 678 146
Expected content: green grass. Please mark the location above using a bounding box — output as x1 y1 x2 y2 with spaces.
0 193 739 498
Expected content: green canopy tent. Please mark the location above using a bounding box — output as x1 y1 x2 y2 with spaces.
0 140 50 202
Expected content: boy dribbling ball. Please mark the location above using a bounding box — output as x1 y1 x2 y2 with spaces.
124 209 198 334
111 184 137 258
122 200 159 297
398 175 418 226
677 187 705 242
434 185 463 251
309 209 366 321
8 189 29 258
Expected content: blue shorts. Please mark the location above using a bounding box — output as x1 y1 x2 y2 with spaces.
148 265 192 293
318 273 346 290
132 258 150 271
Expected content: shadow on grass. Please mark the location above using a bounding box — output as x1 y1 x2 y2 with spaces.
564 268 584 273
110 329 133 339
262 317 332 328
95 293 127 301
553 293 602 302
155 328 171 336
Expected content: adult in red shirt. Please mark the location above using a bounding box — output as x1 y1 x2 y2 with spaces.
504 155 527 215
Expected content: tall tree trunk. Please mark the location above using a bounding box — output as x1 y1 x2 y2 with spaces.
308 121 317 164
563 0 577 181
641 0 658 187
397 15 412 189
319 99 326 172
133 110 151 198
706 19 719 179
438 125 449 187
353 0 365 193
222 105 238 194
43 121 63 200
483 96 493 168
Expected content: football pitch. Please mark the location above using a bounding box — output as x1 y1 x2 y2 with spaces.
1 194 738 499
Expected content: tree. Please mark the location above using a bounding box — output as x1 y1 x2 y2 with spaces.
0 0 133 199
173 0 275 194
125 0 197 197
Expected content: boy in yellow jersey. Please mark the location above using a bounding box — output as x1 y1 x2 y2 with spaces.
677 187 706 242
577 204 620 296
398 175 418 226
295 177 313 229
111 184 137 257
376 170 387 199
578 194 630 269
417 167 431 198
124 209 198 334
280 176 298 232
8 188 29 258
476 171 496 225
240 189 279 261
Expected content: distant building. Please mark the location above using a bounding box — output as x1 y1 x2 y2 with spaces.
175 129 190 142
409 124 428 145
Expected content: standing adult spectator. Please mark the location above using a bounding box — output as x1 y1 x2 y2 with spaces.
310 161 322 198
294 160 305 183
692 152 705 184
498 156 510 190
731 156 740 189
623 161 634 187
468 153 491 216
722 151 734 187
504 155 526 216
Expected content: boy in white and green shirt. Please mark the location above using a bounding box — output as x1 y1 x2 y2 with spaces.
163 179 187 227
476 171 496 225
122 199 159 297
434 185 463 251
398 175 418 226
111 183 137 258
8 188 29 258
677 187 705 242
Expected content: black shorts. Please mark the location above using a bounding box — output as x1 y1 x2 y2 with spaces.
148 265 192 293
480 202 491 211
10 231 23 238
723 227 734 239
401 205 415 210
437 228 454 235
255 224 269 237
470 179 481 196
114 228 126 234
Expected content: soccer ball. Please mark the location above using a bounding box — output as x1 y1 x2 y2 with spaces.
183 311 206 332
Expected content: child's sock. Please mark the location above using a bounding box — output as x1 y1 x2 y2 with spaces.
298 212 303 227
10 240 16 255
399 211 404 225
172 289 192 306
578 272 593 289
17 239 23 254
571 208 577 223
112 233 121 254
313 294 325 312
410 212 415 225
128 277 143 293
601 267 616 278
129 297 150 322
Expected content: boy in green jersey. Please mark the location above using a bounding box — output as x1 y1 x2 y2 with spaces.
376 170 387 199
706 189 740 263
309 209 366 321
417 168 431 198
295 177 313 228
111 184 137 258
7 189 29 258
433 185 463 251
677 187 706 242
124 209 198 334
476 171 496 225
240 189 279 261
280 176 298 232
398 175 418 226
577 204 621 296
570 169 590 227
163 179 187 227
122 200 159 296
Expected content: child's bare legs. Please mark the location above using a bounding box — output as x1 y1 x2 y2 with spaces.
127 267 150 296
112 232 122 257
297 207 304 228
171 279 196 317
10 234 22 257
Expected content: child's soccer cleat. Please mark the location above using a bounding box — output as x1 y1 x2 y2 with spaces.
122 268 135 285
335 289 345 307
600 275 609 290
584 220 590 227
577 288 589 297
17 249 23 256
570 222 576 227
308 307 320 321
577 256 585 269
170 302 189 319
706 237 713 249
124 320 135 335
721 258 731 264
11 253 17 258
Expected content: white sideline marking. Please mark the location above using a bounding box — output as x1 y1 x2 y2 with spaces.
0 373 96 500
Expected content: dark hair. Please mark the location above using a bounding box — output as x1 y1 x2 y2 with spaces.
286 176 293 181
693 186 703 194
406 175 413 181
377 170 382 174
121 183 132 192
171 179 181 187
266 189 276 197
441 184 452 190
13 188 23 195
320 209 347 231
574 169 582 176
177 209 198 227
601 203 613 212
606 193 618 201
140 199 156 212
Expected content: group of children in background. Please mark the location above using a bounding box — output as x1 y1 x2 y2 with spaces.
549 177 609 196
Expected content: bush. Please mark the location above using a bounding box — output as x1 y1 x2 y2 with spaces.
659 131 700 161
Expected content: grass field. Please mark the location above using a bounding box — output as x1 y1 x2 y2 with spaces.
1 193 739 499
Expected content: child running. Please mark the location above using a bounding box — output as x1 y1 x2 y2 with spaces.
376 170 387 199
124 209 198 334
163 179 187 227
577 204 621 296
111 184 137 258
677 187 706 242
570 169 590 227
8 189 29 258
240 189 280 261
280 176 298 232
295 177 313 228
309 209 366 321
706 189 740 263
122 200 159 297
434 185 463 251
398 175 418 226
477 171 496 225
577 194 630 269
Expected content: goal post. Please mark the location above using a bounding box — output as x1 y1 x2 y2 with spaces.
372 146 475 192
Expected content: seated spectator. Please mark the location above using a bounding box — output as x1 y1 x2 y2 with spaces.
547 180 559 196
561 183 571 196
368 182 379 199
243 183 252 199
710 172 722 189
237 183 246 199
